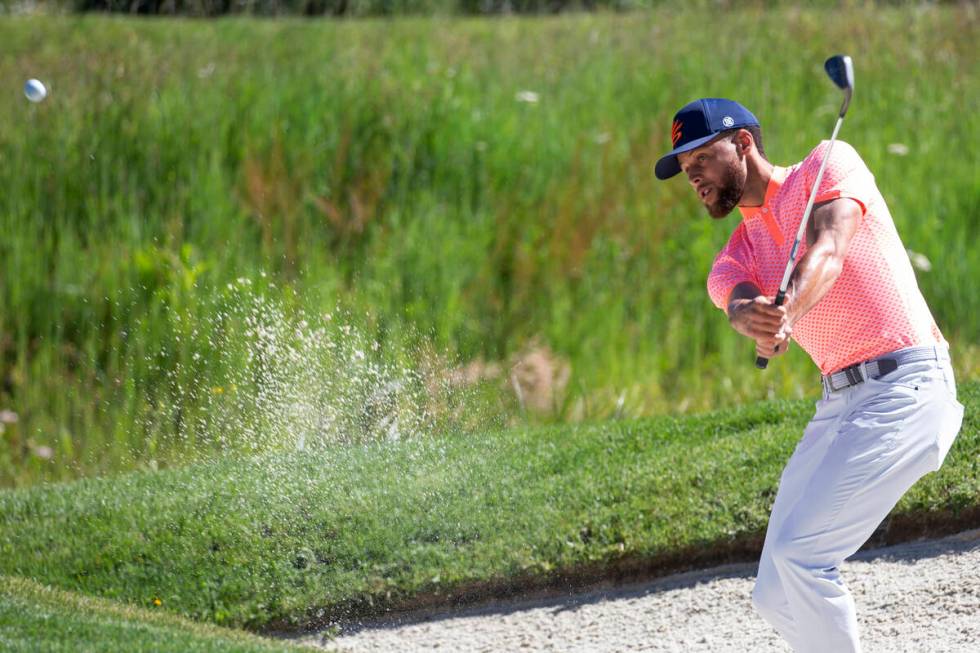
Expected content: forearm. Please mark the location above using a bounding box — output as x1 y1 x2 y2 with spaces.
783 198 860 327
784 245 844 326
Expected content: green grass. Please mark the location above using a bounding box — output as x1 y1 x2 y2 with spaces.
1 382 976 634
0 576 317 652
0 7 977 486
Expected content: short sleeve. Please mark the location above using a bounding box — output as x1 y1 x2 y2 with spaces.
707 224 758 311
805 140 872 216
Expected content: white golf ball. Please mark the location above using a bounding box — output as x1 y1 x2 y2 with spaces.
24 79 47 103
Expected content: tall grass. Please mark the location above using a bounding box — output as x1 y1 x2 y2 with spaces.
0 7 977 485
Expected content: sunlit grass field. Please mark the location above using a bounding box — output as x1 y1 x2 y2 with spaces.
1 6 978 485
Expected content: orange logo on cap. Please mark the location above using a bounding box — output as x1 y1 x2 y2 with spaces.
671 120 683 147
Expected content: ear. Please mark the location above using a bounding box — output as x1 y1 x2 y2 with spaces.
734 129 753 155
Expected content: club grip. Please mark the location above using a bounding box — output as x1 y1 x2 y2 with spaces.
754 290 787 370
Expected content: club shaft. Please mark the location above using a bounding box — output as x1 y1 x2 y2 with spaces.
776 114 844 294
755 113 845 370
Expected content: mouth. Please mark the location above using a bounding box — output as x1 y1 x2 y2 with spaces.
698 186 713 202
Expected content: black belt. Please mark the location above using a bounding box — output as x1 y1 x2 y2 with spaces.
822 346 947 393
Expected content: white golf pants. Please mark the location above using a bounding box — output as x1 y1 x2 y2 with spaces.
752 345 964 653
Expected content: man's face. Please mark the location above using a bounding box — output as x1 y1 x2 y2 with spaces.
676 133 746 219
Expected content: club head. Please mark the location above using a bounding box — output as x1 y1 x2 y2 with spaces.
825 55 854 90
825 55 854 117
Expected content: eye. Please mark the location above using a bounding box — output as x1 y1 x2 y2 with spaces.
697 154 707 162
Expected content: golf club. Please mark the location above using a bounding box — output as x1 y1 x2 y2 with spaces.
756 54 854 370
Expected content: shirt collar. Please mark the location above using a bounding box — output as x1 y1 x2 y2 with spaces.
739 166 787 220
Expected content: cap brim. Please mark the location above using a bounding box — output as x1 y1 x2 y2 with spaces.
654 133 718 180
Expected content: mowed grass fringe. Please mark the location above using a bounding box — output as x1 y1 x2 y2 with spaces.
0 576 317 653
1 383 976 633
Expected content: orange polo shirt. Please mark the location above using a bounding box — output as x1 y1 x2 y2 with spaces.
707 140 945 375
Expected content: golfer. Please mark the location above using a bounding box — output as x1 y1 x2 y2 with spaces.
654 98 964 652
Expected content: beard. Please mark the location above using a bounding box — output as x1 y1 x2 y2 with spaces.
705 158 746 219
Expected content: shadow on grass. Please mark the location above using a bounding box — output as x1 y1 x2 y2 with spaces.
321 527 980 644
275 506 980 639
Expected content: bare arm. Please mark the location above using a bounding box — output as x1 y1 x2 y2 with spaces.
726 198 861 358
783 198 862 327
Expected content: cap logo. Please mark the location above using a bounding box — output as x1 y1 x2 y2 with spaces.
722 116 735 128
671 120 683 146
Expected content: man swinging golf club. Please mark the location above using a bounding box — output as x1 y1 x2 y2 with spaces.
654 56 964 652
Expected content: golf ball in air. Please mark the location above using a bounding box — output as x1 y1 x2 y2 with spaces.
24 79 47 103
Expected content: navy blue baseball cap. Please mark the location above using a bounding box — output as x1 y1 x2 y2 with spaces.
655 98 760 180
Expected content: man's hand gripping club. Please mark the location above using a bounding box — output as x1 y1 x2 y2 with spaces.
728 284 793 360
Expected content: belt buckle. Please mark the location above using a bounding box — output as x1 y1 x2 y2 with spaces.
829 356 901 392
827 362 863 392
840 363 864 391
845 363 865 388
